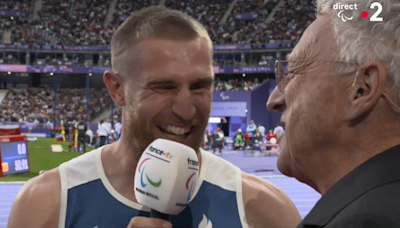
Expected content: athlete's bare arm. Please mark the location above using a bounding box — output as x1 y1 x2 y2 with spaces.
7 168 61 228
242 173 301 228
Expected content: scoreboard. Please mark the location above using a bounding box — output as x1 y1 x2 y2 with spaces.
0 135 30 177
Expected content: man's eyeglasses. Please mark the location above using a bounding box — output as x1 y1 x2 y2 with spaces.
274 60 400 112
274 60 290 93
274 60 358 93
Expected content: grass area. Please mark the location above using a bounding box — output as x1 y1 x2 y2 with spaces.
0 138 86 182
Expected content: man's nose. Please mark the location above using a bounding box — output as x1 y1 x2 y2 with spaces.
171 89 196 121
266 86 286 113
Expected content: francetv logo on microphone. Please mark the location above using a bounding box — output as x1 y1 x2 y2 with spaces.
148 145 174 160
134 139 200 215
333 2 384 22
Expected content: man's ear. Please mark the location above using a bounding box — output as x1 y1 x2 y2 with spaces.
347 61 387 120
103 70 125 107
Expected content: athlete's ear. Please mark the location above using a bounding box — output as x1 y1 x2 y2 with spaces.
103 70 125 106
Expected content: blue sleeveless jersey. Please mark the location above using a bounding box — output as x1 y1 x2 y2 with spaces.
58 148 248 228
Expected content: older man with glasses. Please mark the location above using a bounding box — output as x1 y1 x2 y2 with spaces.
268 0 400 227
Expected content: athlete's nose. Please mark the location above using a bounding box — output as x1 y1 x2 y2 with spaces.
171 88 196 121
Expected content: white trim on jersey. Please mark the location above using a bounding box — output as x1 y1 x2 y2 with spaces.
95 149 151 211
58 164 68 228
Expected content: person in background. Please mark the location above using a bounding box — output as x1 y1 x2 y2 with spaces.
266 129 276 143
257 123 266 142
77 120 86 153
114 120 122 140
108 129 117 143
203 130 209 150
216 126 224 138
234 129 245 150
63 120 70 141
212 129 223 155
104 118 112 143
216 126 225 148
243 131 249 145
254 129 263 144
85 126 94 147
97 119 108 147
246 120 257 137
253 129 265 156
273 125 285 138
60 126 66 142
68 127 79 152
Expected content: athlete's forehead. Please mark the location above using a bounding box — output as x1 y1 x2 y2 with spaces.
131 38 213 85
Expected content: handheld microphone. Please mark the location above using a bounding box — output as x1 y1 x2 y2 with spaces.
134 139 199 221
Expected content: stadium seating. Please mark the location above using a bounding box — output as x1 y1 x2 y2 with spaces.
1 0 314 46
0 75 262 124
269 0 315 44
0 87 112 124
110 0 159 27
225 0 279 44
214 78 266 91
165 0 230 44
0 0 303 123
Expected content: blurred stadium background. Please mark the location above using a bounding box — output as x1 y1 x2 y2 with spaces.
0 0 320 226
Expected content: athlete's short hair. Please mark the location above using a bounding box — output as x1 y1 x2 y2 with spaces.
111 6 212 75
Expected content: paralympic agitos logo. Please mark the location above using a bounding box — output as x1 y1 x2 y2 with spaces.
175 172 197 207
186 173 196 202
138 158 162 188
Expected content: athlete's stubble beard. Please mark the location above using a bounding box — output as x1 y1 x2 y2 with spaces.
126 104 208 158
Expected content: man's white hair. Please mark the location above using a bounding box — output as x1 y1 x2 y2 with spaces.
316 0 400 101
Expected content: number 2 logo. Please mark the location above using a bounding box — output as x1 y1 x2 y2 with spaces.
370 2 383 22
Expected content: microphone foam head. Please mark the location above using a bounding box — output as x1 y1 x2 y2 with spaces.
134 139 199 215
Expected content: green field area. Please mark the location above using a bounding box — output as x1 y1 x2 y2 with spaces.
0 138 87 182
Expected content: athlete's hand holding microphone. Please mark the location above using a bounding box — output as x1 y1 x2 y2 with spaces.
128 139 199 228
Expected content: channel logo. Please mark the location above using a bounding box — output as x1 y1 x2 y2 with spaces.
332 2 384 22
148 145 174 159
138 158 162 188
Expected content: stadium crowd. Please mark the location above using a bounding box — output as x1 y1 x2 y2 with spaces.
0 87 112 124
1 52 274 67
0 0 297 124
0 76 264 124
214 78 266 91
110 0 159 27
1 0 315 46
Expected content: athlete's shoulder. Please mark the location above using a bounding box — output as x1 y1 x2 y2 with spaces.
199 149 240 191
241 173 301 228
8 168 61 228
59 147 103 189
63 146 101 165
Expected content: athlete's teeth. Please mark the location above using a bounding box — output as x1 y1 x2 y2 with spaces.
165 125 189 135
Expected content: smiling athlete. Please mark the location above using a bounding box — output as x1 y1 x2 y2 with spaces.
8 6 300 228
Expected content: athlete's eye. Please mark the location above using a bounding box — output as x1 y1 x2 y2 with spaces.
156 85 176 90
190 84 209 91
